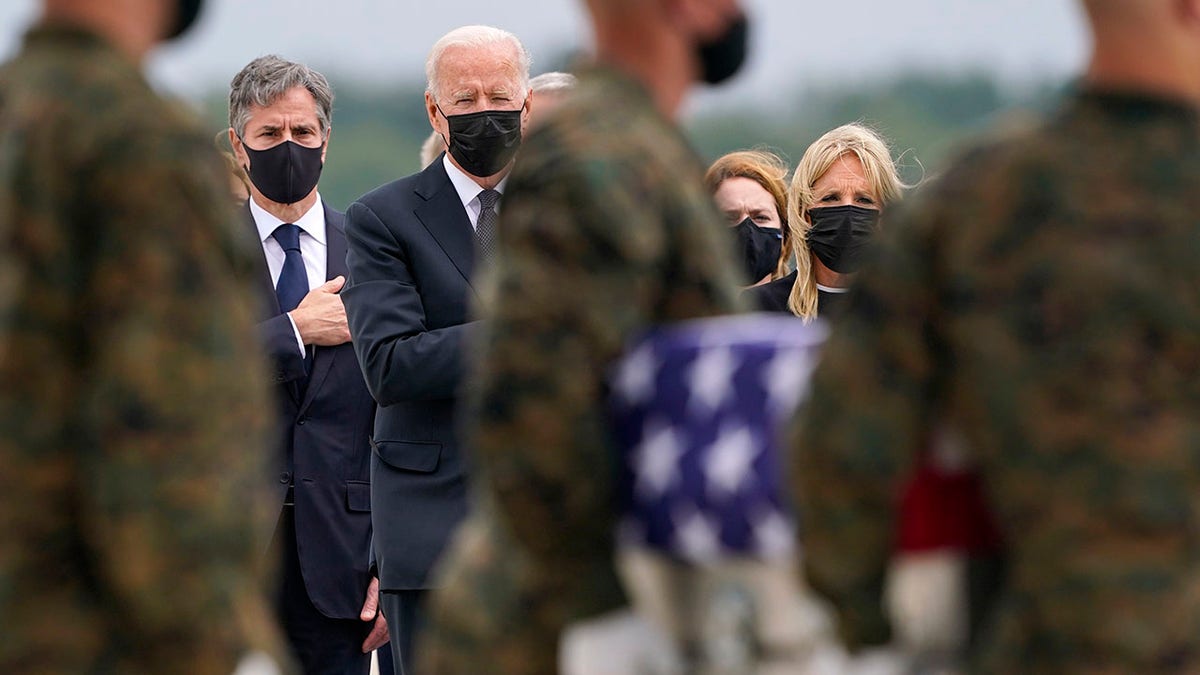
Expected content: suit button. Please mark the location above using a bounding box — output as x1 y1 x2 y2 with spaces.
297 417 307 425
279 471 291 484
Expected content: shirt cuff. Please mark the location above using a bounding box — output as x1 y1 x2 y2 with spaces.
286 312 305 355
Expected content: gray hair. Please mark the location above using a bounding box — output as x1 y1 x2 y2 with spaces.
229 55 334 138
425 25 531 100
530 71 577 95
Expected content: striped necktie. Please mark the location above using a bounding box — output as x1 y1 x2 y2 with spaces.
476 188 500 267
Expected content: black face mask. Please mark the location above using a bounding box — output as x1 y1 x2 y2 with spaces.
697 13 750 85
167 0 205 39
732 218 782 283
439 106 524 178
241 139 324 205
806 205 880 274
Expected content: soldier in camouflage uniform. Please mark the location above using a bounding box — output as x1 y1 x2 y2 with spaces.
791 1 1200 673
419 1 750 673
0 1 282 673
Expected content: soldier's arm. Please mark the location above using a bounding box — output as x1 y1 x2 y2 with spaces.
790 199 943 650
467 167 664 619
77 131 277 671
342 200 480 405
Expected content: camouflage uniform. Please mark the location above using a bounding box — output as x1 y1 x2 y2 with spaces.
0 24 279 674
791 89 1200 674
420 66 745 675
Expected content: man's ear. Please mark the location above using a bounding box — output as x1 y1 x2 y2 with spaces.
521 89 534 133
1179 0 1200 26
321 127 331 164
228 128 248 170
663 0 738 42
425 91 443 134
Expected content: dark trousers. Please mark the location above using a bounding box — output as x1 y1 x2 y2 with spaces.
274 506 372 675
380 589 426 675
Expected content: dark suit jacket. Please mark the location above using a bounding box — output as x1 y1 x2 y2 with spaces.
342 157 475 591
253 202 376 619
745 270 851 319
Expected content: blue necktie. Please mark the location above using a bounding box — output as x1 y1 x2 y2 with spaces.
273 223 313 383
273 223 308 312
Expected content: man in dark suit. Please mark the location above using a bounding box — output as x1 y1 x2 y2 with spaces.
341 25 533 674
228 55 389 675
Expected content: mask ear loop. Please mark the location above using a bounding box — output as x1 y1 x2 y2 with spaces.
234 132 252 174
519 95 533 128
434 105 452 153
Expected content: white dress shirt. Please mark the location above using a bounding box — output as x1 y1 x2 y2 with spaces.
442 153 507 230
250 194 328 355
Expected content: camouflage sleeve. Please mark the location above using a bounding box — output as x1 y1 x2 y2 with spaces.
75 128 279 672
466 161 672 621
790 196 944 649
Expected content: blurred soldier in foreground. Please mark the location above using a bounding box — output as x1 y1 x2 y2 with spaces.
0 1 282 673
792 0 1200 672
421 1 748 673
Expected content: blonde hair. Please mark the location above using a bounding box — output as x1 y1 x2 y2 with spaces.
705 149 792 280
213 131 250 196
419 130 446 168
786 123 906 320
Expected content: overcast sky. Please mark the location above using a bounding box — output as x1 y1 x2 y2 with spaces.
0 1 1090 114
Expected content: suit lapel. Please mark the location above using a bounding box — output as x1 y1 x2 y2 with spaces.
413 160 479 297
297 205 347 416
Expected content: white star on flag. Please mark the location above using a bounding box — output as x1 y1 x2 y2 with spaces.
763 348 817 417
686 346 737 412
633 420 685 498
672 509 721 563
750 509 795 559
703 424 759 496
612 343 658 406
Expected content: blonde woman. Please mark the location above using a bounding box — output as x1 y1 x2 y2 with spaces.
705 149 791 286
749 123 905 319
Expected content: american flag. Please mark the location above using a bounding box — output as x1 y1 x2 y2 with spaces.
608 314 829 564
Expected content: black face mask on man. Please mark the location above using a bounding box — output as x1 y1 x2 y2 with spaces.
439 105 524 178
241 139 325 205
696 13 750 85
806 205 880 274
167 0 205 39
732 217 782 283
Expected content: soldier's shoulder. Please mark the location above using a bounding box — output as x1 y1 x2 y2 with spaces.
0 29 224 216
521 68 690 179
4 31 190 132
929 108 1056 193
